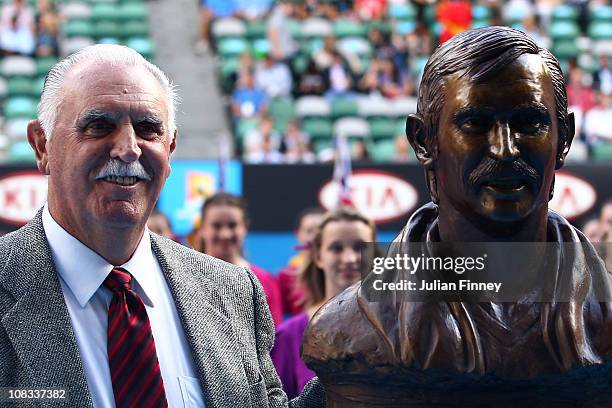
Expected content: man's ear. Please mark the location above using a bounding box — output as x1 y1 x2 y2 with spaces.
556 112 575 169
406 114 434 168
27 120 50 175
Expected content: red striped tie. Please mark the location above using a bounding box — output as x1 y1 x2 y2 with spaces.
104 267 168 408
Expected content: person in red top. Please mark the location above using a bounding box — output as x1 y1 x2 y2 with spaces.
437 0 472 43
196 192 283 325
354 0 386 20
567 66 596 116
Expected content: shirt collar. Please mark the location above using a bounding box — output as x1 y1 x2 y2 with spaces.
42 203 155 308
121 228 156 307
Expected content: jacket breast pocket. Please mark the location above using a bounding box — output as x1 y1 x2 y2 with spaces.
248 374 269 408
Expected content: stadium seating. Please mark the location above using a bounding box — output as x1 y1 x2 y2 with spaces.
0 0 154 163
371 138 395 162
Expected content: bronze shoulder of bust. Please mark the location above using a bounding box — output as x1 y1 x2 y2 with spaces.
303 280 612 408
303 283 470 376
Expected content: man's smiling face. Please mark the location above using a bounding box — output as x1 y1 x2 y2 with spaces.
44 62 175 236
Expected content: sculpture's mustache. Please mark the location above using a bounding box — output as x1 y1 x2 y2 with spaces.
468 157 541 188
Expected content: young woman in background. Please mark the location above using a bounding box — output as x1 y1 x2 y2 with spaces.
198 192 283 326
271 207 377 398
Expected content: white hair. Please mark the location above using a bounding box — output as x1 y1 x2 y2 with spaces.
39 44 179 139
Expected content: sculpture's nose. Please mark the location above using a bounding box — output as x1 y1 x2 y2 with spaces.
488 121 519 162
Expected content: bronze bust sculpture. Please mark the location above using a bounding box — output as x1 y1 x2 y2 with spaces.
302 26 612 407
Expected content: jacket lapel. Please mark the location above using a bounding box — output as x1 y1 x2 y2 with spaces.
151 236 250 408
0 212 93 407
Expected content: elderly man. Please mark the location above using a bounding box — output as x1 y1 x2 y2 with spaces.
302 27 612 406
0 44 324 407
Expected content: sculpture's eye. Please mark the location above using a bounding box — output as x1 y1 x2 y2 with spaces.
457 115 492 134
511 112 551 135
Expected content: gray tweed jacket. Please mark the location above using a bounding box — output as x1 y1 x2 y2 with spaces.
0 211 325 408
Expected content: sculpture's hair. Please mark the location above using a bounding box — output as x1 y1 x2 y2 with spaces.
418 26 570 159
302 207 377 306
39 44 178 139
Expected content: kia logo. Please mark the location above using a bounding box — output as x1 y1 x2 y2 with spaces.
0 171 48 225
550 171 596 220
319 170 418 224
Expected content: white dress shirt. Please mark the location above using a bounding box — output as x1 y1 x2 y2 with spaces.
42 205 205 408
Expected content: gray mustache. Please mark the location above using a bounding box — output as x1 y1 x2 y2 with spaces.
468 157 540 187
94 159 152 181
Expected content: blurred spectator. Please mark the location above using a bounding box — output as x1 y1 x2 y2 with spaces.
351 140 370 161
198 0 237 53
488 5 504 26
319 0 353 18
1 0 33 30
369 28 393 60
271 207 377 398
359 60 383 94
285 139 316 163
406 22 433 57
355 0 386 20
231 52 255 87
304 0 326 18
283 120 316 163
582 217 603 243
380 57 412 97
292 0 309 20
584 92 612 145
502 0 535 25
34 0 59 57
336 0 354 15
567 67 596 118
277 207 325 316
0 0 35 56
436 0 472 43
369 28 409 80
313 36 336 71
147 210 177 241
267 0 297 62
393 133 412 162
231 71 268 119
390 32 410 74
521 15 549 48
244 115 284 163
247 136 284 163
535 0 562 30
323 50 354 98
593 56 612 96
255 54 293 97
0 13 34 55
359 57 412 98
297 59 326 96
197 193 283 325
235 0 272 20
